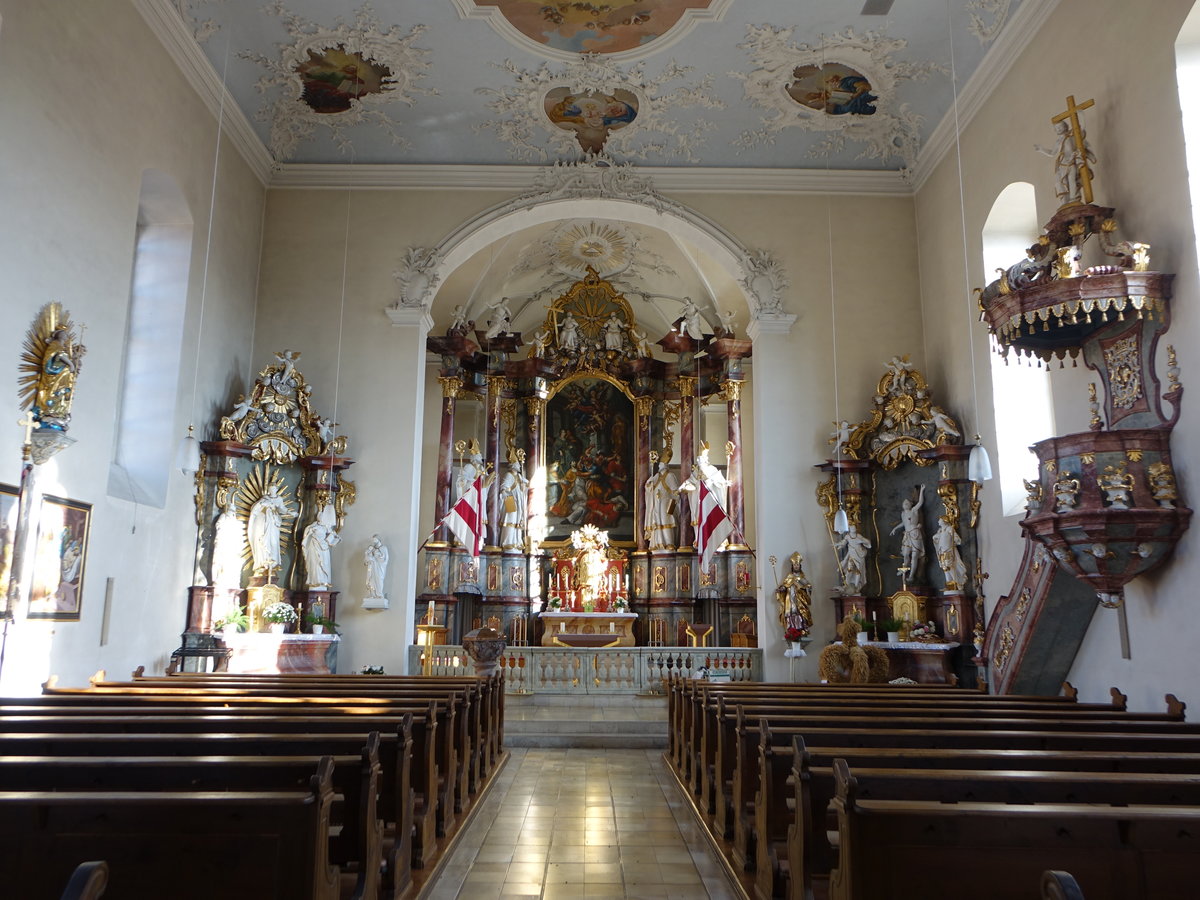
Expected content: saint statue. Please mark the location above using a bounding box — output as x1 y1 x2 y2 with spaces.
558 312 581 351
604 313 624 351
643 460 679 550
933 517 967 592
890 485 926 581
678 297 704 340
302 503 340 590
247 483 288 576
456 440 485 506
210 493 245 591
484 297 512 340
834 524 871 595
364 534 389 600
775 551 812 629
498 453 528 551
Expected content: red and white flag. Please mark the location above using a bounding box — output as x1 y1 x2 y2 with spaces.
444 474 487 558
696 481 734 570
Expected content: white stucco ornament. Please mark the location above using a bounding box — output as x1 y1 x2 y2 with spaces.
740 249 789 315
476 54 723 164
732 24 946 176
394 247 443 309
242 1 435 160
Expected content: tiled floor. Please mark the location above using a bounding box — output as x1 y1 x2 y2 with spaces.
424 748 740 900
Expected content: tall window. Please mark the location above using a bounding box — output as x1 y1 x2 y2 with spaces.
107 170 193 507
1177 5 1200 256
982 183 1055 515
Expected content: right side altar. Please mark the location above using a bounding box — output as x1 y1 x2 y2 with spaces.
816 358 980 686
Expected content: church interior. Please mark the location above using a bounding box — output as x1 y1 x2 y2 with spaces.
2 1 1200 897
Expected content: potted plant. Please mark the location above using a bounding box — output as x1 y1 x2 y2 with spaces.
262 601 298 634
213 608 249 640
852 614 869 645
360 665 385 675
305 611 339 635
783 624 809 657
882 617 903 642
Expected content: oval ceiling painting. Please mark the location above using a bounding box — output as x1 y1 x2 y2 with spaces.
295 46 394 114
545 87 639 155
478 1 715 55
786 63 877 116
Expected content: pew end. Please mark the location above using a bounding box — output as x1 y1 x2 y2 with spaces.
1166 694 1187 720
60 860 109 900
1062 682 1078 701
1109 687 1128 711
1042 870 1086 900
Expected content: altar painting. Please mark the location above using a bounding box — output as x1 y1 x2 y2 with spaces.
546 377 635 543
29 494 91 620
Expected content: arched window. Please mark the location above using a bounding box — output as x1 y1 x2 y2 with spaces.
982 182 1055 516
1177 5 1200 248
107 170 193 507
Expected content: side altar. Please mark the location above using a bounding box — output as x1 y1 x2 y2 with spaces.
171 350 356 673
417 267 758 648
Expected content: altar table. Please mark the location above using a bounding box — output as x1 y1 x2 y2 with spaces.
539 611 637 647
221 633 340 674
866 640 961 685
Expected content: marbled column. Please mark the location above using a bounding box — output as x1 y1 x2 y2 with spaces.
525 394 547 551
725 378 745 540
484 375 504 549
634 395 654 551
434 376 461 542
678 376 697 549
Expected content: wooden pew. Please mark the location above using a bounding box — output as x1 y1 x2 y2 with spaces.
770 732 1200 900
26 694 456 846
0 725 422 893
0 740 383 900
0 757 341 900
48 678 476 816
726 711 1200 877
826 758 1200 900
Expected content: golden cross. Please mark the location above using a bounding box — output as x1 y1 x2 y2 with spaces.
16 411 36 447
1051 95 1096 204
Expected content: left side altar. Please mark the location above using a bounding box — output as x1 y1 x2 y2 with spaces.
172 350 355 674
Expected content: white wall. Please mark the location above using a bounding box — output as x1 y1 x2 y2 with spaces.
915 0 1200 710
0 0 265 691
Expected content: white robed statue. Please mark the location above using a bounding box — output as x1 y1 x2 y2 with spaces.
302 504 340 590
210 494 245 591
247 483 288 576
364 535 389 601
644 459 679 550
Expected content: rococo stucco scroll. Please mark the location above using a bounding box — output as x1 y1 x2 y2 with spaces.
732 25 945 175
475 54 724 163
242 1 435 160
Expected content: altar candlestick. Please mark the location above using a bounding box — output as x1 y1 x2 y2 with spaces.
609 622 614 633
427 600 435 624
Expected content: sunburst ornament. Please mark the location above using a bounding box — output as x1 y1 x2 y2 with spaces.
553 222 632 278
235 464 297 576
19 302 86 433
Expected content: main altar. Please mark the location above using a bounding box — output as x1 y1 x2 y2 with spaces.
418 266 758 648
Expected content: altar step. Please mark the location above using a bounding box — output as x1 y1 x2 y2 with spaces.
504 693 668 748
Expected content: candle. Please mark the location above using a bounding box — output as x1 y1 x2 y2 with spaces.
872 611 877 620
427 600 435 623
609 622 614 633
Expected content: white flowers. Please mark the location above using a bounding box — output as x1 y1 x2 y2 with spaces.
262 601 299 624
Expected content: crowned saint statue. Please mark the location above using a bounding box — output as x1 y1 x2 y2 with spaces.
247 483 288 577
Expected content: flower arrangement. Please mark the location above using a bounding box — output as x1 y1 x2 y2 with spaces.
908 621 939 641
613 597 629 612
262 601 299 625
305 611 339 635
570 524 609 551
547 595 563 610
784 625 808 643
360 665 386 675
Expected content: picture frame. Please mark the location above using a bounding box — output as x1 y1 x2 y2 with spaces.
28 494 91 621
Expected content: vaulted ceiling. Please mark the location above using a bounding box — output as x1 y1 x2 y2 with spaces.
158 0 1035 181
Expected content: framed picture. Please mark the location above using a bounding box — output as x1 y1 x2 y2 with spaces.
0 484 17 607
28 494 91 620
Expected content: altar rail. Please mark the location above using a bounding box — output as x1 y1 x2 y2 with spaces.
406 645 763 695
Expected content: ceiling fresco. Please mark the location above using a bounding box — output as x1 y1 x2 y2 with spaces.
162 0 1024 174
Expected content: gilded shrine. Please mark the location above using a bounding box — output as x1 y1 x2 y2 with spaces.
421 267 756 647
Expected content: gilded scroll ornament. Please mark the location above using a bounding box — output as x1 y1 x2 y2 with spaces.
1103 336 1142 409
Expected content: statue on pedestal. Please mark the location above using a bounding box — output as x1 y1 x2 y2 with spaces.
890 484 926 581
247 483 288 577
302 503 340 590
210 493 245 592
644 455 679 550
484 297 513 340
498 450 528 551
835 524 871 595
364 535 389 601
933 517 967 592
775 551 812 630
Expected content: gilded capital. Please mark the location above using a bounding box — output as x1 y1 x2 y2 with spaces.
634 396 654 418
525 396 546 418
677 376 697 399
722 379 743 402
438 376 462 399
